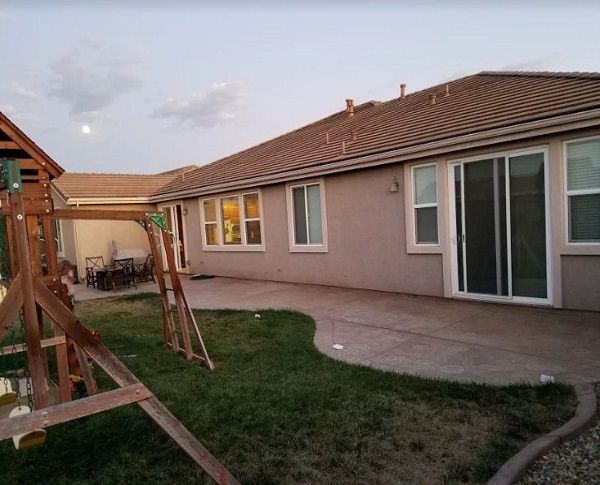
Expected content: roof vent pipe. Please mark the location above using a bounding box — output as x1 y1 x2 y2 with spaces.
346 99 354 117
430 94 436 105
400 84 406 99
445 83 450 96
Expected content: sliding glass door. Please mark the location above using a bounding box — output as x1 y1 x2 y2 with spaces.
451 149 550 304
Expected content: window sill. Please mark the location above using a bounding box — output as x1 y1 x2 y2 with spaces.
202 245 265 252
289 244 328 253
406 243 442 255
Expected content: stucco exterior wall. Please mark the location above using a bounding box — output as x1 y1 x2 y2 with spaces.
177 127 600 312
185 164 444 297
54 202 157 281
561 256 600 312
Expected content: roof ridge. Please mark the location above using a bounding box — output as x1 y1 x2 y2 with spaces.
478 71 600 80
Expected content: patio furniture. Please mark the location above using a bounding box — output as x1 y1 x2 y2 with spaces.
134 254 155 283
85 256 105 288
107 258 137 293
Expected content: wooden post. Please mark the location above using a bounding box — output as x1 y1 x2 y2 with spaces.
9 191 48 409
41 214 72 403
31 276 239 484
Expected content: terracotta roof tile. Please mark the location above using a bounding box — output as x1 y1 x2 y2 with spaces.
155 71 600 198
53 172 176 202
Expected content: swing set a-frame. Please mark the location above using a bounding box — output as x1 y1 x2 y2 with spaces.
0 157 239 485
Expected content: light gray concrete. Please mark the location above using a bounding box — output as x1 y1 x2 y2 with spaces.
75 276 600 386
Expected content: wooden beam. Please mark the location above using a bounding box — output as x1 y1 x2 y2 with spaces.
31 275 239 483
0 384 152 441
0 141 19 149
139 397 241 485
162 230 193 360
33 276 139 387
9 191 48 409
54 208 152 221
146 222 180 352
0 336 66 355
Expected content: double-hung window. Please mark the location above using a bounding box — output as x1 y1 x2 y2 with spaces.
565 137 600 243
287 181 327 252
412 164 439 244
201 191 264 250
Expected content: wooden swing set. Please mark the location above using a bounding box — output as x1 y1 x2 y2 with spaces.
0 157 239 484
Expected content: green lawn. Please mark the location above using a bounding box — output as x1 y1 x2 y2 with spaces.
0 293 576 484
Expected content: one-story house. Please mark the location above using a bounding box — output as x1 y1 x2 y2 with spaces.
52 167 196 281
151 71 600 312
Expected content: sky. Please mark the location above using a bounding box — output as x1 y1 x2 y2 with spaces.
1 1 600 175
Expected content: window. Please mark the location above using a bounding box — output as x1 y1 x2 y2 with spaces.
412 164 439 244
292 183 323 245
200 192 264 250
286 180 327 252
565 137 600 243
202 199 218 245
220 196 241 245
243 193 262 245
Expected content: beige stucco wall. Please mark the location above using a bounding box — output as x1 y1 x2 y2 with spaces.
179 126 600 312
53 202 157 281
561 256 600 312
185 163 444 297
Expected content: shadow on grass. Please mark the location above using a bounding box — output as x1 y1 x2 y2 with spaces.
0 295 576 484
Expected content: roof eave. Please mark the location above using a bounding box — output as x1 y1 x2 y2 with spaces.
62 197 154 206
151 107 600 202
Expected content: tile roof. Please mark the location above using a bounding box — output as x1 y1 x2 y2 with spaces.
53 172 177 202
154 71 600 199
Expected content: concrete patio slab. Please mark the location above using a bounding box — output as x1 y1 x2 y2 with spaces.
75 276 600 386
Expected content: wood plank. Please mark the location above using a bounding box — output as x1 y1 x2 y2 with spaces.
162 230 193 360
33 275 141 388
0 141 19 149
138 397 241 485
74 343 98 396
54 208 151 221
0 121 62 179
181 291 214 370
0 384 152 441
0 274 23 342
5 217 16 278
146 222 180 352
1 198 53 216
0 336 66 355
9 191 48 409
31 275 239 484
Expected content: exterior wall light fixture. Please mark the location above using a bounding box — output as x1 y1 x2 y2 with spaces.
390 176 400 193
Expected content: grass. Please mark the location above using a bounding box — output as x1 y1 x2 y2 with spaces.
0 293 576 484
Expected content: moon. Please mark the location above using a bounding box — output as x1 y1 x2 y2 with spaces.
82 125 91 134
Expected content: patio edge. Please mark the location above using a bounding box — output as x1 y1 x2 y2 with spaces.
487 383 598 485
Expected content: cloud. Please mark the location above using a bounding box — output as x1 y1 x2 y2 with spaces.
152 82 246 129
47 50 144 118
11 82 40 100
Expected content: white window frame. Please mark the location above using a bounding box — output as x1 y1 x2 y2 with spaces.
201 198 219 247
55 219 65 257
406 162 440 251
286 179 328 253
199 191 265 251
564 135 600 246
242 193 262 246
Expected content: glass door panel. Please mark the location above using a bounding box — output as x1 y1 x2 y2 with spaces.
462 158 508 296
509 153 547 298
452 151 548 302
